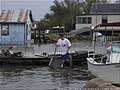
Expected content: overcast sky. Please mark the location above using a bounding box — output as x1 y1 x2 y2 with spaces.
0 0 117 20
0 0 55 20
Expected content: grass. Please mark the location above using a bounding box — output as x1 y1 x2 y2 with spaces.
46 33 90 42
46 33 60 40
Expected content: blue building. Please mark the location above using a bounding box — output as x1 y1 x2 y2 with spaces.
0 10 33 47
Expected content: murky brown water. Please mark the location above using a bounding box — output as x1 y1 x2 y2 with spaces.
0 42 103 90
0 65 91 90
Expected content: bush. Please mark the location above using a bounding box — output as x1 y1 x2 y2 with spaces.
47 33 82 42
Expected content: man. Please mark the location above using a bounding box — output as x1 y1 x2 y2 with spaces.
56 33 71 68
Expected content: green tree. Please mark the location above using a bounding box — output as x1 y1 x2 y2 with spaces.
82 0 96 14
63 0 82 31
47 0 82 32
40 0 96 32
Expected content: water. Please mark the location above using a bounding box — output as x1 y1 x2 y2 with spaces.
0 42 102 90
0 65 88 90
34 42 105 55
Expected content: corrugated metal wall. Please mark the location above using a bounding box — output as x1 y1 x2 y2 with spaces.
0 10 32 47
0 23 25 46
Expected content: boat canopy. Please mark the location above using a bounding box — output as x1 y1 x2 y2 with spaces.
94 22 120 28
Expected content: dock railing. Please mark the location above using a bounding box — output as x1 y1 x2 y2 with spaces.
24 46 34 56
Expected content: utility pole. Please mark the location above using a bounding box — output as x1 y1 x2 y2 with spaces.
38 27 41 46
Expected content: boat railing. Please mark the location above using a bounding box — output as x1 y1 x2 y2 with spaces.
87 46 94 57
100 54 108 63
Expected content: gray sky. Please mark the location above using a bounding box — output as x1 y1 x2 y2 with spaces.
0 0 117 20
0 0 55 20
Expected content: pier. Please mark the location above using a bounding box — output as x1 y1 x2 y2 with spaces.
0 51 91 65
0 42 106 65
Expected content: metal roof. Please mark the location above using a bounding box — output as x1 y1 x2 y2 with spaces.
0 10 29 23
90 3 120 15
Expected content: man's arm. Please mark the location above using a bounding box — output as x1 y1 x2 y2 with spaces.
67 46 71 53
66 39 71 53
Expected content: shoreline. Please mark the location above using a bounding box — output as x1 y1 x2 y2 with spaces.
82 78 120 90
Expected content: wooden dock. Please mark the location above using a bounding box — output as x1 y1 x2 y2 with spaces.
0 51 91 65
0 56 50 64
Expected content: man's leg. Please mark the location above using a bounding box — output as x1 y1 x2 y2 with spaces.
60 53 70 68
61 55 66 68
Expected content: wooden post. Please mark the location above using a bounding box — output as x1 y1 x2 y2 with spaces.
69 55 72 68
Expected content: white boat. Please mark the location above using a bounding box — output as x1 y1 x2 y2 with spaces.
87 22 120 84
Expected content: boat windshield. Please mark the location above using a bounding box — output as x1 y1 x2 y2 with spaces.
112 42 120 53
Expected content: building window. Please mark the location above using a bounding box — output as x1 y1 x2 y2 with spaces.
82 17 87 24
77 17 82 24
1 24 9 35
88 17 92 24
77 17 92 24
102 15 108 24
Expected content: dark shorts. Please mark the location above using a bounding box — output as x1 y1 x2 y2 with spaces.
61 53 70 60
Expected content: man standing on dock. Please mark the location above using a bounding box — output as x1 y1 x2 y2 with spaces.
56 33 72 68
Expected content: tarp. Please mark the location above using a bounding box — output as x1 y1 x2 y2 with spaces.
69 27 91 35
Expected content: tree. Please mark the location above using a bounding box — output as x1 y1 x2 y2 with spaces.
63 0 82 31
82 0 96 15
97 0 108 3
40 0 96 32
45 0 82 32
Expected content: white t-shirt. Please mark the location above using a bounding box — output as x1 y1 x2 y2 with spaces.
56 38 71 55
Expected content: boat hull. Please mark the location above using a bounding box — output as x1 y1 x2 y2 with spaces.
87 58 120 84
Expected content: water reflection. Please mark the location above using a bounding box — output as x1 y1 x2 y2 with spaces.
0 65 89 90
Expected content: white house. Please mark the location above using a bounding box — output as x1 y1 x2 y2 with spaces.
76 3 120 31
